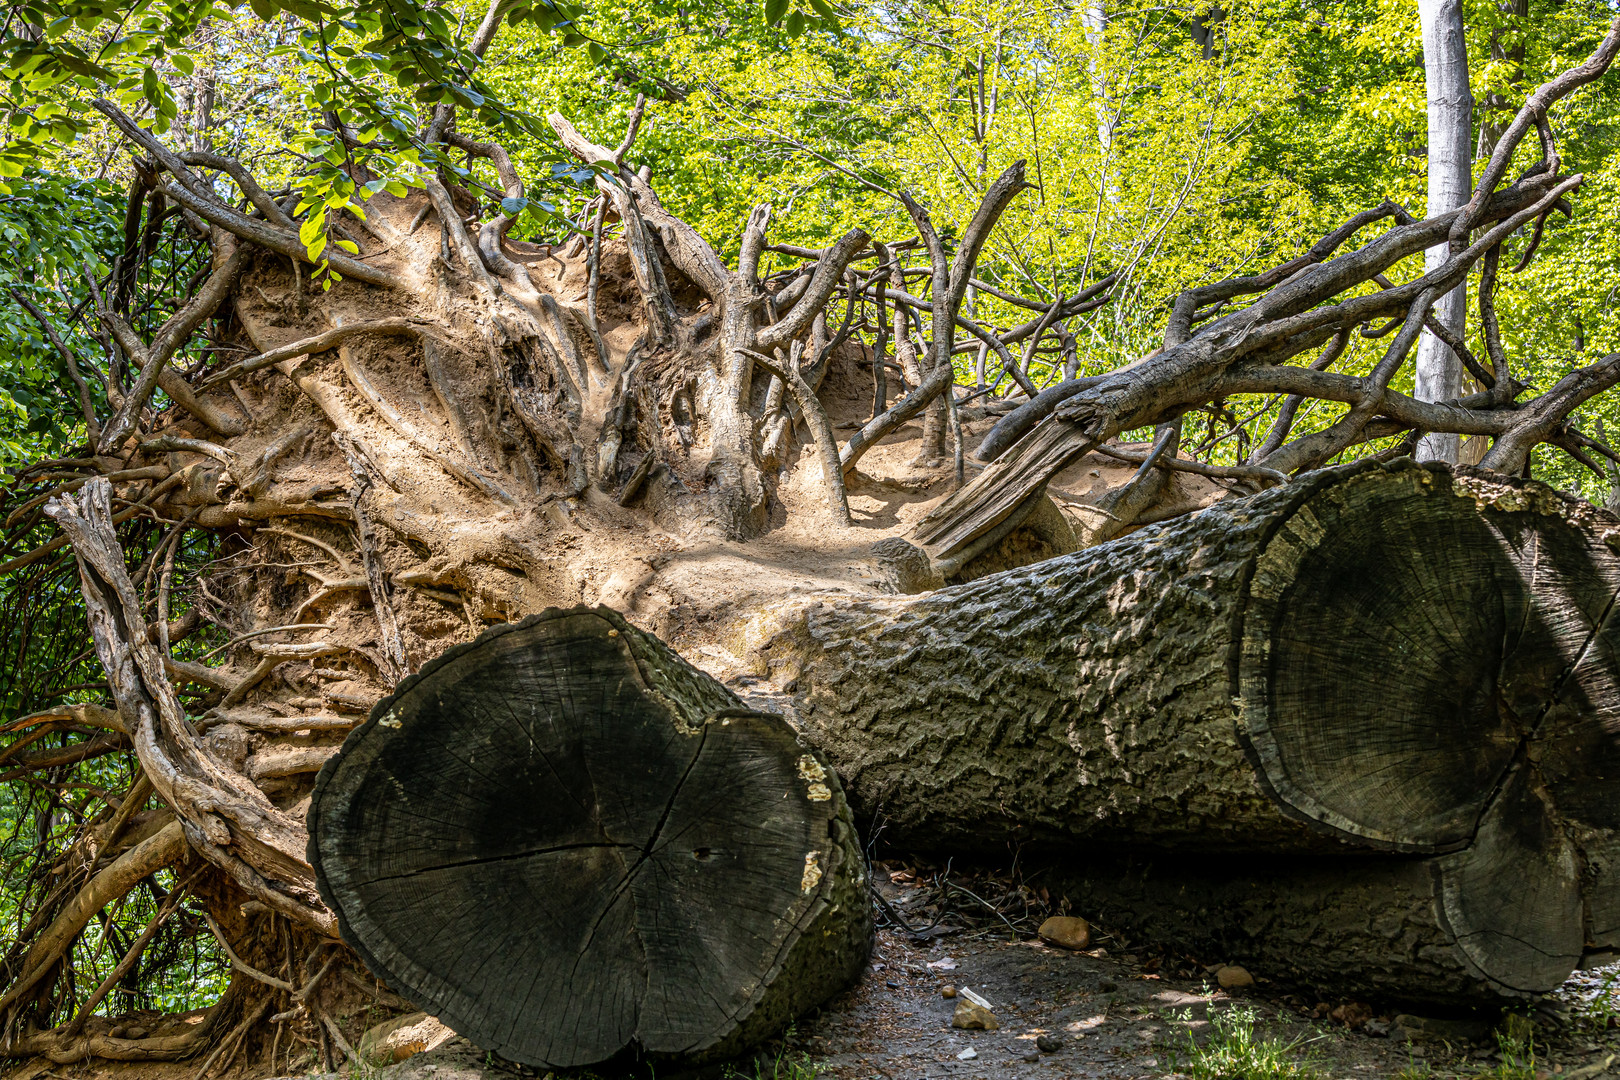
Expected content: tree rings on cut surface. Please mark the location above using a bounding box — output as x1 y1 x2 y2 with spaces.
308 608 869 1069
1239 464 1620 992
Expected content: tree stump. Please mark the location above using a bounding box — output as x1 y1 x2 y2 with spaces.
308 610 869 1069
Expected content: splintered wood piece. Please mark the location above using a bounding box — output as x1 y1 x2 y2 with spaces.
308 608 868 1069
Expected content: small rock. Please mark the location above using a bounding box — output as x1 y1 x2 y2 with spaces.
1365 1019 1392 1038
1021 1052 1040 1063
124 1026 148 1040
1035 1034 1063 1053
956 1048 978 1061
1331 1001 1373 1029
952 988 1000 1031
928 957 959 971
1037 916 1091 950
1215 965 1254 990
942 985 958 998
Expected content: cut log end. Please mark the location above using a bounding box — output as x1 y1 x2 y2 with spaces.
1238 463 1620 994
308 609 869 1069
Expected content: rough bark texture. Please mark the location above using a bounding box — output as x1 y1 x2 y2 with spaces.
745 458 1620 998
308 608 869 1070
1045 853 1519 1007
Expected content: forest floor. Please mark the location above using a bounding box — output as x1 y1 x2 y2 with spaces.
308 930 1620 1080
271 929 1620 1080
6 858 1619 1080
777 925 1620 1080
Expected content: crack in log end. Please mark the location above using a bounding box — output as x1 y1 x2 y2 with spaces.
308 608 869 1069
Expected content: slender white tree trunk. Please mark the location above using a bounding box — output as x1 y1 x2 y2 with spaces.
1415 0 1473 464
1084 0 1110 153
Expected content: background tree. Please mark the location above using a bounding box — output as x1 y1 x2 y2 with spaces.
1414 0 1472 463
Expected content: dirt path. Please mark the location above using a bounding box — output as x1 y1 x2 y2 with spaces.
785 923 1620 1080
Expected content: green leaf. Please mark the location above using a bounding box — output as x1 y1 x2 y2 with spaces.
298 210 325 246
785 9 805 35
764 0 788 25
334 238 359 253
807 0 838 26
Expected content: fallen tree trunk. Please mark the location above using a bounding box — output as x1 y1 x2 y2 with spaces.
308 610 869 1070
753 457 1620 998
425 457 1608 1003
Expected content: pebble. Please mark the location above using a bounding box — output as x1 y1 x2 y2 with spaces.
956 1048 978 1061
951 988 1000 1031
1021 1052 1040 1063
1036 1034 1063 1053
942 985 957 998
1215 965 1254 990
1037 916 1091 950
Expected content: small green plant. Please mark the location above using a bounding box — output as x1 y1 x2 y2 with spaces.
1582 968 1620 1029
723 1027 821 1080
346 1054 381 1080
1163 1003 1321 1080
1470 1026 1538 1080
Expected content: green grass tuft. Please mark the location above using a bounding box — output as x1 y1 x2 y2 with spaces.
1164 1002 1322 1080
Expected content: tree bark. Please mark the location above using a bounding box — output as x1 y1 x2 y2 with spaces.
755 458 1620 998
1415 0 1474 464
308 608 870 1070
1046 850 1537 1007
